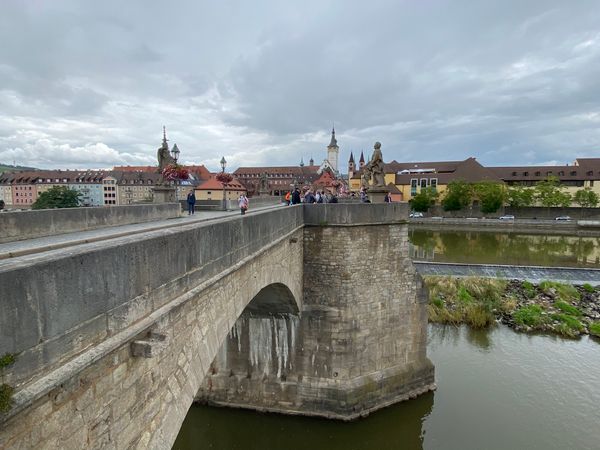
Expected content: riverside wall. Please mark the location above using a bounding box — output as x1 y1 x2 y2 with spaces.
197 203 436 419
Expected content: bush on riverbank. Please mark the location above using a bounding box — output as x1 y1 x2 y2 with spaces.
424 276 600 340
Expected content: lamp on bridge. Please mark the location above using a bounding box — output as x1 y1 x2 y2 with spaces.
220 156 227 211
171 143 180 163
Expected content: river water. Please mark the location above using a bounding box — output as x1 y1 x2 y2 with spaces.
172 324 600 450
408 229 600 267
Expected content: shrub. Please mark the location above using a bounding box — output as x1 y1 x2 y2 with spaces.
590 322 600 337
554 301 582 316
457 286 473 304
513 305 545 326
464 305 495 328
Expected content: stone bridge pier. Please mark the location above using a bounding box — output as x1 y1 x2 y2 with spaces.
0 204 434 449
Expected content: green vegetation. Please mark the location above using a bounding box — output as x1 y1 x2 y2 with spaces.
535 176 571 208
0 353 15 413
513 305 546 327
539 281 580 302
425 277 508 329
410 187 438 212
441 180 472 211
32 186 82 209
589 322 600 338
552 314 584 337
573 188 599 208
507 185 535 208
472 182 506 213
0 353 15 369
522 280 536 298
582 283 595 293
554 301 582 316
0 384 14 413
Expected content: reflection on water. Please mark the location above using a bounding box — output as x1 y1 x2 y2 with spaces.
173 325 600 450
409 229 600 267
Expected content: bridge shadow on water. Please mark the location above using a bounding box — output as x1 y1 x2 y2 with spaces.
172 390 433 450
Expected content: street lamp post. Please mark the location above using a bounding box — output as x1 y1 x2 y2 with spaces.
220 156 227 211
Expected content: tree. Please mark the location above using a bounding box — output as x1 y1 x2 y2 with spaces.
32 186 81 210
410 187 438 212
441 180 472 211
507 185 535 208
535 176 571 208
472 182 506 213
573 188 599 208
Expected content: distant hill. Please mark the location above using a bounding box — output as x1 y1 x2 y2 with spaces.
0 163 37 174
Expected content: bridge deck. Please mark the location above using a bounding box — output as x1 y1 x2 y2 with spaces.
413 261 600 285
0 204 285 262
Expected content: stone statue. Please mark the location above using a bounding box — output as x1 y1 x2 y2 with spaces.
361 142 385 188
157 127 176 172
259 172 269 192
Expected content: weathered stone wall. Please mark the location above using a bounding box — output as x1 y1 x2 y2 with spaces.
198 204 435 419
0 227 304 449
0 203 181 243
0 207 303 389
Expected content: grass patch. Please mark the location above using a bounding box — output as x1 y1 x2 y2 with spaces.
0 383 13 413
539 281 580 302
457 286 473 304
513 305 545 327
582 283 595 293
590 322 600 338
522 280 536 299
554 301 582 316
552 314 584 337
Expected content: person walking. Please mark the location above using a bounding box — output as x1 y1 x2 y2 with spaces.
238 194 249 215
186 190 196 215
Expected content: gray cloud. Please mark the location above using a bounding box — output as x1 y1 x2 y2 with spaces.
0 0 599 171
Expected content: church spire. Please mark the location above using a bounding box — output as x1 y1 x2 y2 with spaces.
162 126 168 147
349 151 355 163
300 157 304 167
328 126 338 148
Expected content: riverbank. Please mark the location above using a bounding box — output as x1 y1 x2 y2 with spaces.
424 276 600 339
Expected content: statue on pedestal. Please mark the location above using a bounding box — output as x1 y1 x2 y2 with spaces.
157 127 176 172
361 142 385 188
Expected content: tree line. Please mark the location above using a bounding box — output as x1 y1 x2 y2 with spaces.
410 176 599 213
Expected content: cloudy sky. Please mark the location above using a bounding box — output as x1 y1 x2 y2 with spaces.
1 0 599 171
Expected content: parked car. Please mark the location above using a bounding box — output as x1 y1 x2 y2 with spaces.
409 212 424 218
499 215 515 221
555 216 571 221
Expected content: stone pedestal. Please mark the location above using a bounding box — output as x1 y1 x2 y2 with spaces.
152 185 176 203
367 187 389 203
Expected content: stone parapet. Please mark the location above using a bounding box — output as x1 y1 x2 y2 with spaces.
0 203 181 243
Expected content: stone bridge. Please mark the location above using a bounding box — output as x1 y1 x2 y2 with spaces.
0 204 434 449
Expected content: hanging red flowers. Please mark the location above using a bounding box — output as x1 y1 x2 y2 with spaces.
215 172 233 184
162 164 189 181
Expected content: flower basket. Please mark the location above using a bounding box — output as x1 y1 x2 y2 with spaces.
162 164 189 181
216 172 233 185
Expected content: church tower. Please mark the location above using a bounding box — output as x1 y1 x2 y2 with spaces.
348 152 355 177
327 127 339 172
359 151 365 169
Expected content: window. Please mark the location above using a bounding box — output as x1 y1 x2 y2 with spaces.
535 171 541 176
512 171 517 176
570 171 577 176
420 178 427 189
410 179 418 196
558 171 564 176
430 178 438 191
523 172 529 176
546 171 552 176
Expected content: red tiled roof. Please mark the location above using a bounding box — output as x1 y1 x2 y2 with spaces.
196 175 246 191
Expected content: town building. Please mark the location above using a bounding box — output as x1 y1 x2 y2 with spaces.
193 175 246 201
